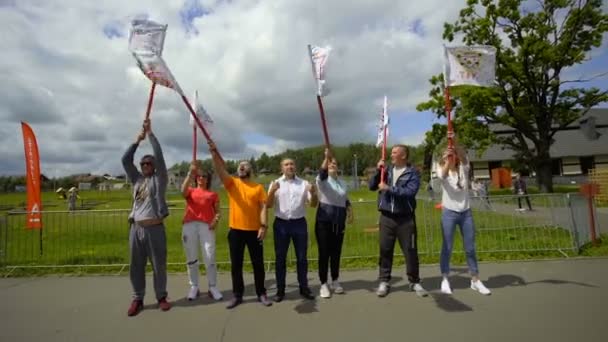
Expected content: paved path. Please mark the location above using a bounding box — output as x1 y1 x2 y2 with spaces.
2 258 608 342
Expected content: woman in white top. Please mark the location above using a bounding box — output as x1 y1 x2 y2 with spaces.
436 143 491 295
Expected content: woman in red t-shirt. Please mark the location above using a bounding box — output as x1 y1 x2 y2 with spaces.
181 161 223 301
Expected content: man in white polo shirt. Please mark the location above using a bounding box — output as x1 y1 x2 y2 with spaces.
267 158 318 302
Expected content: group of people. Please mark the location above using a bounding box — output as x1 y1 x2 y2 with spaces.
121 119 491 317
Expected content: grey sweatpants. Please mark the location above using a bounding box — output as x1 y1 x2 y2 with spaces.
129 223 168 301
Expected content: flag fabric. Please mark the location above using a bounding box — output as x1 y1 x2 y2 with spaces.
443 45 497 87
128 19 168 56
307 44 331 96
133 50 185 96
129 19 184 96
21 122 42 229
190 90 214 134
376 96 389 147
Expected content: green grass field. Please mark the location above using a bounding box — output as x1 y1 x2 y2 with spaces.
0 183 587 277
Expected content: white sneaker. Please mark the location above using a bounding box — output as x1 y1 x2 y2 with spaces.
208 286 223 301
441 278 453 294
410 283 429 297
332 280 344 294
187 286 200 301
320 283 331 298
376 282 390 297
471 280 491 295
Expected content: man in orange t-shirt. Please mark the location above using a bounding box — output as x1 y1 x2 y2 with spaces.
209 141 271 309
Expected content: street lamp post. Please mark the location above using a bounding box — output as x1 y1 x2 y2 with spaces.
352 154 358 190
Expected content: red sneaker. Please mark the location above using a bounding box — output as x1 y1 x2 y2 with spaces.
127 300 143 317
158 297 171 311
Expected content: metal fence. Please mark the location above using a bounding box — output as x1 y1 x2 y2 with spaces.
0 193 599 272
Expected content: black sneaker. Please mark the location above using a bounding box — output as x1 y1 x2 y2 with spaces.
300 287 315 300
274 290 285 303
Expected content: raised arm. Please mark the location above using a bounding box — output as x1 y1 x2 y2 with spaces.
208 141 232 186
145 119 167 190
121 127 145 184
437 149 452 179
181 162 197 198
266 180 280 209
307 182 319 207
368 159 385 190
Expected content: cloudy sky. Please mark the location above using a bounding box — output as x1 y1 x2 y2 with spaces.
1 0 607 177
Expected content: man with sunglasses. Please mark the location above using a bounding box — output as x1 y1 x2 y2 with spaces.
122 118 170 316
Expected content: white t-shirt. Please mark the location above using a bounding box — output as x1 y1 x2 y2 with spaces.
392 166 406 186
435 161 471 212
269 175 311 220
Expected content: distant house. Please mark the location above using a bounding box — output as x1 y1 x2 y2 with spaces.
258 168 273 175
469 108 608 184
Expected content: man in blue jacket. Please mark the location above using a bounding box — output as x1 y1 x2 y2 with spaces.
369 145 428 298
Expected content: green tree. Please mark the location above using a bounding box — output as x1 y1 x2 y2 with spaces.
418 0 608 192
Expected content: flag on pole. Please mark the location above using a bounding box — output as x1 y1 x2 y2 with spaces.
376 96 389 147
443 45 497 87
21 122 42 229
190 90 214 134
128 19 168 56
307 44 331 96
128 19 185 96
133 54 185 95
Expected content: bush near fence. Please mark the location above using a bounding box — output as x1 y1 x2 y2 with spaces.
1 193 591 275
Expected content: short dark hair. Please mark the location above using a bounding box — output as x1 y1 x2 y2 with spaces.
393 144 409 159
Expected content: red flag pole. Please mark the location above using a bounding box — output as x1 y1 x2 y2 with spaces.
316 95 331 147
145 83 157 120
380 124 388 184
192 125 197 161
444 86 455 163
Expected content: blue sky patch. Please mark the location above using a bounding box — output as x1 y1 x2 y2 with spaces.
180 0 212 35
102 21 124 39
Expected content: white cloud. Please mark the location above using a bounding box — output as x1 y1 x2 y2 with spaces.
1 0 476 176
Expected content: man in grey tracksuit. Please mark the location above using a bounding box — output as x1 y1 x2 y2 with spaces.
121 119 171 316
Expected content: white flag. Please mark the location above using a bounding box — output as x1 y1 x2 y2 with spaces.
443 45 496 87
376 96 389 147
190 90 214 134
133 53 184 96
128 19 168 56
307 44 331 96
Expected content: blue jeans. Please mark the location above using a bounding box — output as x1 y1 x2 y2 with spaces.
440 209 479 276
274 217 309 291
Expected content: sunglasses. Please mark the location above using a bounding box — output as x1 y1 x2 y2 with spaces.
196 174 207 178
140 161 154 167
